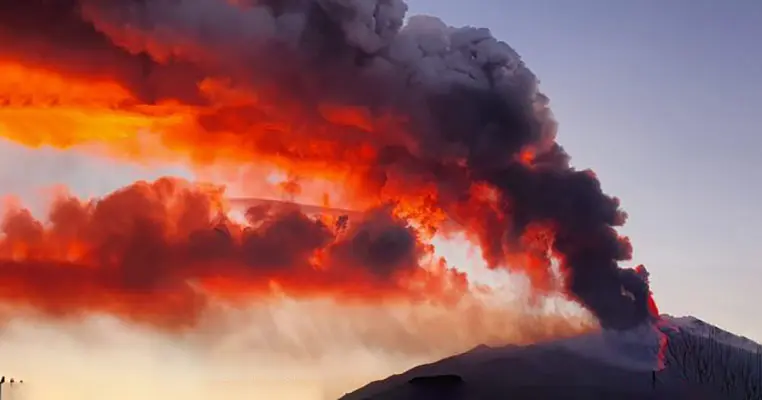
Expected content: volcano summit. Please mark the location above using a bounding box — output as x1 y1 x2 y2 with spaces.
341 315 762 400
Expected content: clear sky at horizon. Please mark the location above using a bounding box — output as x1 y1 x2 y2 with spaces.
406 0 762 339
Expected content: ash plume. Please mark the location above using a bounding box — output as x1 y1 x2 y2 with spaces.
0 0 653 329
0 178 467 329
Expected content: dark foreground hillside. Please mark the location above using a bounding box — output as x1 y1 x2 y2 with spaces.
339 316 762 400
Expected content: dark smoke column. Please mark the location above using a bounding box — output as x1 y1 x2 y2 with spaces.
6 0 654 329
355 10 649 329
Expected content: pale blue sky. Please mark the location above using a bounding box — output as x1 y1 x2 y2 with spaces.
0 0 759 342
407 0 762 338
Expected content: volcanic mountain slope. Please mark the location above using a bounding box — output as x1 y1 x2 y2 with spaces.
339 316 762 400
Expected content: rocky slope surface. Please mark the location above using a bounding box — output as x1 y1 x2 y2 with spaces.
339 315 762 400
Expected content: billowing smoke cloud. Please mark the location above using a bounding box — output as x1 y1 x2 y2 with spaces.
0 0 654 329
0 177 472 329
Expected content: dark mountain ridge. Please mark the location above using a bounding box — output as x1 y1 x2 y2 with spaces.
340 315 762 400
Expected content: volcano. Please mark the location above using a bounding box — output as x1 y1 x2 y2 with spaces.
339 316 762 400
0 3 753 398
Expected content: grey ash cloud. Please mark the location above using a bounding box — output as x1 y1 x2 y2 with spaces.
4 0 650 329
